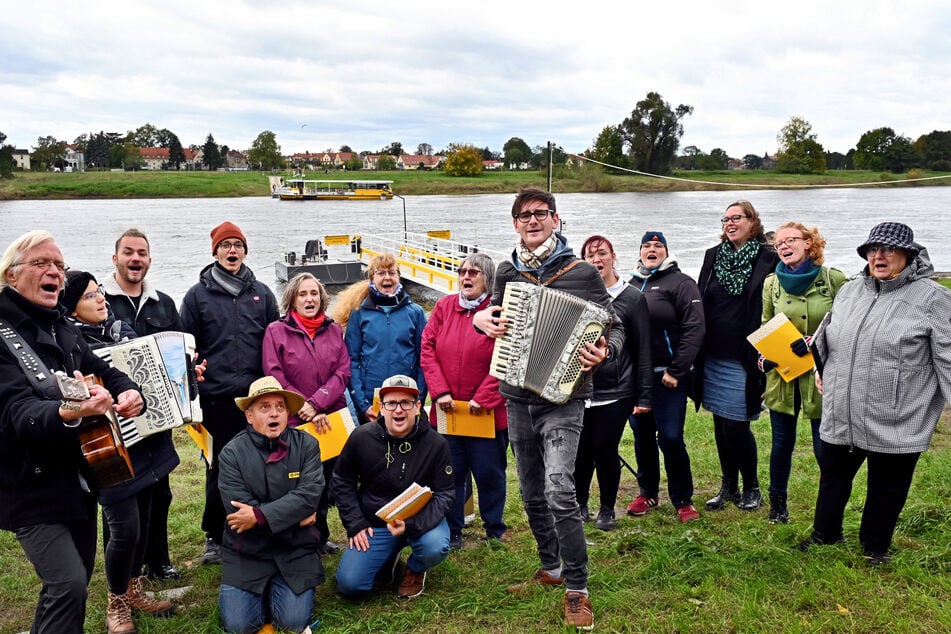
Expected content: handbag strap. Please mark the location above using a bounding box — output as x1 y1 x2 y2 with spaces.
0 317 61 398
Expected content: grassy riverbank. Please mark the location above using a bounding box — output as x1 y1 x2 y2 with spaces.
2 167 950 200
1 409 949 632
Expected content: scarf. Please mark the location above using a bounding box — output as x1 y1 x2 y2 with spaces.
713 239 761 296
516 234 559 270
290 309 326 339
458 291 487 311
369 281 403 305
775 260 820 296
210 262 253 297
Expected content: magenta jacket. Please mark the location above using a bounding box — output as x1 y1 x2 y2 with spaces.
421 294 507 430
262 313 351 426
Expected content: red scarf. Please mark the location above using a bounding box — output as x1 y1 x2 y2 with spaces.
291 309 326 339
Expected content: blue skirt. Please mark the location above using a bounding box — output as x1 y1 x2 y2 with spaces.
702 356 759 421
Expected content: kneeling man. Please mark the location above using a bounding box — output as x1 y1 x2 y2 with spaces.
333 375 454 599
218 376 325 634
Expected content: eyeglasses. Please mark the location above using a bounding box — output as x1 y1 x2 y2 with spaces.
217 241 245 251
381 400 417 411
79 286 106 302
373 269 399 278
865 244 897 256
515 209 554 223
720 214 747 224
457 268 482 277
775 237 805 248
13 258 69 273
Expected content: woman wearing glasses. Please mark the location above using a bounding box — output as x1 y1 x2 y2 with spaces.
696 201 778 513
758 224 847 524
801 223 951 565
334 253 428 423
61 271 179 631
420 253 509 548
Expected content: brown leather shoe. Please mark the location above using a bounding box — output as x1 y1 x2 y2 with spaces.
127 576 175 617
564 591 594 630
506 568 565 594
396 567 427 598
106 592 136 634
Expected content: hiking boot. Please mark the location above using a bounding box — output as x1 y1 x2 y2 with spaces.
127 576 175 617
705 480 741 511
106 592 136 634
737 487 762 511
200 537 221 565
564 591 594 630
144 563 180 581
506 568 565 594
594 508 616 531
626 495 658 516
677 504 700 523
396 567 426 598
768 493 789 524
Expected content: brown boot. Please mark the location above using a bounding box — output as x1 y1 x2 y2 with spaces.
106 592 136 634
126 576 175 617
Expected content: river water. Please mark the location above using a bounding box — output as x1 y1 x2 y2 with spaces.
2 187 949 304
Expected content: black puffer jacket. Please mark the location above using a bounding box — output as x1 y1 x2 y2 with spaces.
591 284 652 407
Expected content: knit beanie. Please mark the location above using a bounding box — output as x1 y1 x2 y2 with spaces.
640 231 668 248
61 270 97 313
210 221 248 255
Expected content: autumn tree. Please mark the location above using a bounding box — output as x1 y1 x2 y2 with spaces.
620 91 693 175
443 144 484 177
775 116 826 174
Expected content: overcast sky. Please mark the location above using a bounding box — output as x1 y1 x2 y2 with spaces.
3 1 949 160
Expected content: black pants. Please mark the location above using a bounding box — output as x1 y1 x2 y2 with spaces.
102 487 155 594
575 397 634 511
712 414 759 490
15 496 97 634
811 441 920 554
143 474 174 570
201 395 246 543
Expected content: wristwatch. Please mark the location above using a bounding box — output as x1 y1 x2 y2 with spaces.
60 400 81 412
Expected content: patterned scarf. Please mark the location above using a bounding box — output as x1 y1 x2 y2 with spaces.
713 239 761 296
210 262 253 297
516 234 559 270
458 292 487 311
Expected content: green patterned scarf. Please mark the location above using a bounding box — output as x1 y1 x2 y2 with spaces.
713 239 761 295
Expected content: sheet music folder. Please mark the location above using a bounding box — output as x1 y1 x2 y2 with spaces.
746 313 815 382
436 401 495 438
296 407 357 461
375 482 433 524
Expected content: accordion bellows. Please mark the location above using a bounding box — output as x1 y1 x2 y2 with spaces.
489 282 611 404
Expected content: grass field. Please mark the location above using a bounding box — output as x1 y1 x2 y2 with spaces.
2 407 949 633
2 166 949 200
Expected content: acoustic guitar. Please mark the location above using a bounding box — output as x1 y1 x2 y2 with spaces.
56 372 135 488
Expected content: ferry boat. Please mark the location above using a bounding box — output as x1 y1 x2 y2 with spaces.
275 179 394 201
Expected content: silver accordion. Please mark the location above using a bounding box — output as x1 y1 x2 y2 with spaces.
489 282 611 404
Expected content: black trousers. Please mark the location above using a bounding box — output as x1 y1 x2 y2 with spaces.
811 440 920 554
143 474 174 569
575 397 634 511
200 395 246 543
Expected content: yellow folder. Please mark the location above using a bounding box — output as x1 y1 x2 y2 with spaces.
746 313 815 382
296 407 358 461
185 423 213 466
436 401 496 438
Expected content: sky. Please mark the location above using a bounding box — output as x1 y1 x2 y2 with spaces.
3 0 950 161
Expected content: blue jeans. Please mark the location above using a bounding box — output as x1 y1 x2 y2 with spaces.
507 398 588 591
768 411 820 496
335 519 450 598
219 576 314 634
630 373 695 508
446 431 509 538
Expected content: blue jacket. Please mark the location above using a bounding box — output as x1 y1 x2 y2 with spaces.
345 291 427 413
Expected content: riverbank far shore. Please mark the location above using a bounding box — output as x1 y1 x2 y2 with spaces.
2 168 949 200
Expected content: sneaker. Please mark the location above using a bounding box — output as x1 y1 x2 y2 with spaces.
506 568 565 594
449 532 463 551
564 591 594 630
126 576 175 617
145 563 181 581
594 508 616 531
200 538 221 565
626 495 658 516
396 567 426 598
677 505 700 523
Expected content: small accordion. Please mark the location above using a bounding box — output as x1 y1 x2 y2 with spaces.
489 282 611 404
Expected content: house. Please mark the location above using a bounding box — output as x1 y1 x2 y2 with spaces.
140 147 170 170
318 151 355 169
727 158 745 170
483 159 502 170
64 145 86 172
396 154 442 170
12 149 31 171
287 152 318 170
363 154 383 170
224 150 249 170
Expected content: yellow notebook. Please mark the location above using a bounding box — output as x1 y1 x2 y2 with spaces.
296 407 358 461
436 401 496 438
747 313 815 382
375 482 433 524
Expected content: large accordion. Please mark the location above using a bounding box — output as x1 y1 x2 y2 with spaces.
489 282 611 404
94 331 202 447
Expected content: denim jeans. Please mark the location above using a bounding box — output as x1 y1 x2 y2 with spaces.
219 576 314 634
576 397 634 511
446 431 509 539
335 519 450 598
768 410 820 496
507 398 588 591
630 373 695 508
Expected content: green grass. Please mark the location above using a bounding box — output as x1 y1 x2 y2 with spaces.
2 409 949 633
2 167 949 200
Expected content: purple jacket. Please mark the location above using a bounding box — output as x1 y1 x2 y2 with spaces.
262 313 351 426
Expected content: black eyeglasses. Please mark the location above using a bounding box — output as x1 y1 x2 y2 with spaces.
865 244 896 256
217 241 245 251
515 209 554 223
381 400 417 411
720 214 747 224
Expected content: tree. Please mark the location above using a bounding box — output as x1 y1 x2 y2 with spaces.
339 145 353 153
376 154 396 170
155 128 175 148
379 142 403 157
676 145 703 170
248 130 283 171
168 134 186 170
202 133 223 170
882 136 922 173
591 125 627 172
503 137 532 169
417 143 433 156
443 144 484 176
698 148 729 170
824 151 850 170
742 154 764 170
775 116 826 174
620 91 693 175
128 123 160 147
854 127 896 171
345 155 363 171
32 136 68 171
0 131 13 179
914 130 951 170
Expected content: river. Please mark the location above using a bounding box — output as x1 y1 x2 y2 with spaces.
2 187 948 304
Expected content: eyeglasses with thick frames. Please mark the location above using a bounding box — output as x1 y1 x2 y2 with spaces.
720 214 747 224
381 400 417 411
13 258 69 273
865 244 897 256
217 241 245 251
775 237 805 248
515 209 554 223
457 268 482 277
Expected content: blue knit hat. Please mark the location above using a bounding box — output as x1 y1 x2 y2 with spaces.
856 222 921 258
640 231 668 248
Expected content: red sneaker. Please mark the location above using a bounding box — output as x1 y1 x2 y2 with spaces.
626 495 658 516
677 504 700 523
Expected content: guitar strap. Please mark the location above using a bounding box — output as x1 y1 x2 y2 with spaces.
0 317 62 399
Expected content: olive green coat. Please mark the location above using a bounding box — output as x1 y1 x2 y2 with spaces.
761 266 849 418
